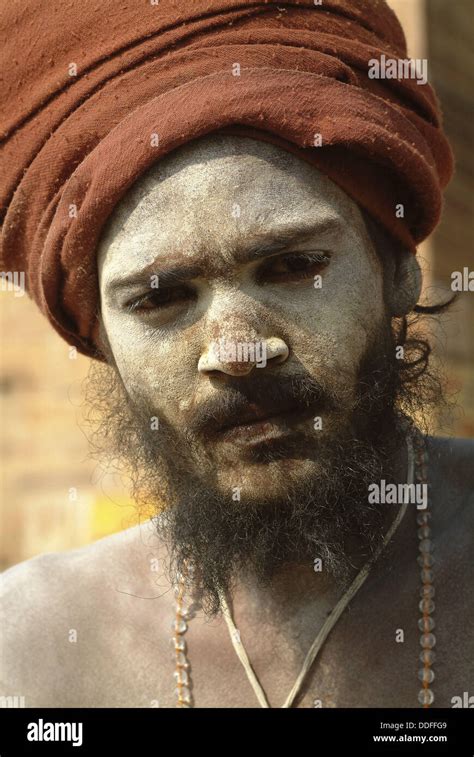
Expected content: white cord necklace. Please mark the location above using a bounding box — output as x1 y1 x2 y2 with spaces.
218 495 409 708
172 433 433 708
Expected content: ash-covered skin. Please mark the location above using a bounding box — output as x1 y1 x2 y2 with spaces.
94 134 427 621
3 135 473 710
97 134 420 503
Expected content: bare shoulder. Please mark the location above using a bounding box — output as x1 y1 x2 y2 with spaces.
0 519 174 707
0 518 169 613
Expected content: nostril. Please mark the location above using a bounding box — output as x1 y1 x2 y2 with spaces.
198 336 289 374
265 337 289 364
269 352 287 365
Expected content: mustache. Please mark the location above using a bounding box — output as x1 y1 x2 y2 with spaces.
185 371 339 438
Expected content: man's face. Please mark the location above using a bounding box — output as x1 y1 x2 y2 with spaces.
97 135 388 505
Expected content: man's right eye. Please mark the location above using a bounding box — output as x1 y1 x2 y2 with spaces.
124 286 192 314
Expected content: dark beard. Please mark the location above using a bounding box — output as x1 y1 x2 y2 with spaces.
152 434 401 616
82 318 442 617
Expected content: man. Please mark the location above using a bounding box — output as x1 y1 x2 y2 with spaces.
0 1 472 709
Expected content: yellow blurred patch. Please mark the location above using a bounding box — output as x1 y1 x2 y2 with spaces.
91 495 140 540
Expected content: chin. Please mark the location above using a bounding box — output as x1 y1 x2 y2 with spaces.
214 456 320 503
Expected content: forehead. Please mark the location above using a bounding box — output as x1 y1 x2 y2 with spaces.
97 134 369 278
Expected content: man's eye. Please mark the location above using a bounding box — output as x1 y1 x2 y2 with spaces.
259 252 330 282
125 286 192 314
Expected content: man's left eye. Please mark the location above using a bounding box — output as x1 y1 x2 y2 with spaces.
259 252 330 283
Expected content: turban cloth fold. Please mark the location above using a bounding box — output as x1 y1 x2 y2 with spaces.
0 0 453 358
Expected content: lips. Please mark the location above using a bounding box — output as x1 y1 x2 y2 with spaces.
216 403 294 431
188 377 328 445
215 403 314 445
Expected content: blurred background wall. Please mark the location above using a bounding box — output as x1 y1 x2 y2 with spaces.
0 0 472 569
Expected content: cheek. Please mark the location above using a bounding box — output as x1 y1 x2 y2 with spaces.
101 308 195 415
267 260 385 388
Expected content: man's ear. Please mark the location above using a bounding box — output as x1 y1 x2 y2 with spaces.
386 248 422 317
362 210 422 317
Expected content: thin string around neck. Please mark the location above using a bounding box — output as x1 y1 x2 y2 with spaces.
217 436 415 708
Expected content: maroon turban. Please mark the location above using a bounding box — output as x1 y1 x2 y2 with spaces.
0 0 453 358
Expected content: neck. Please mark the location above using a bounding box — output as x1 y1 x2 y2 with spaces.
222 436 409 648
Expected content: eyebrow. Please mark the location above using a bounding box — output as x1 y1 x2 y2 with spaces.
106 216 341 295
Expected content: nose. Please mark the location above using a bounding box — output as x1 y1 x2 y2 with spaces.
198 336 289 376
